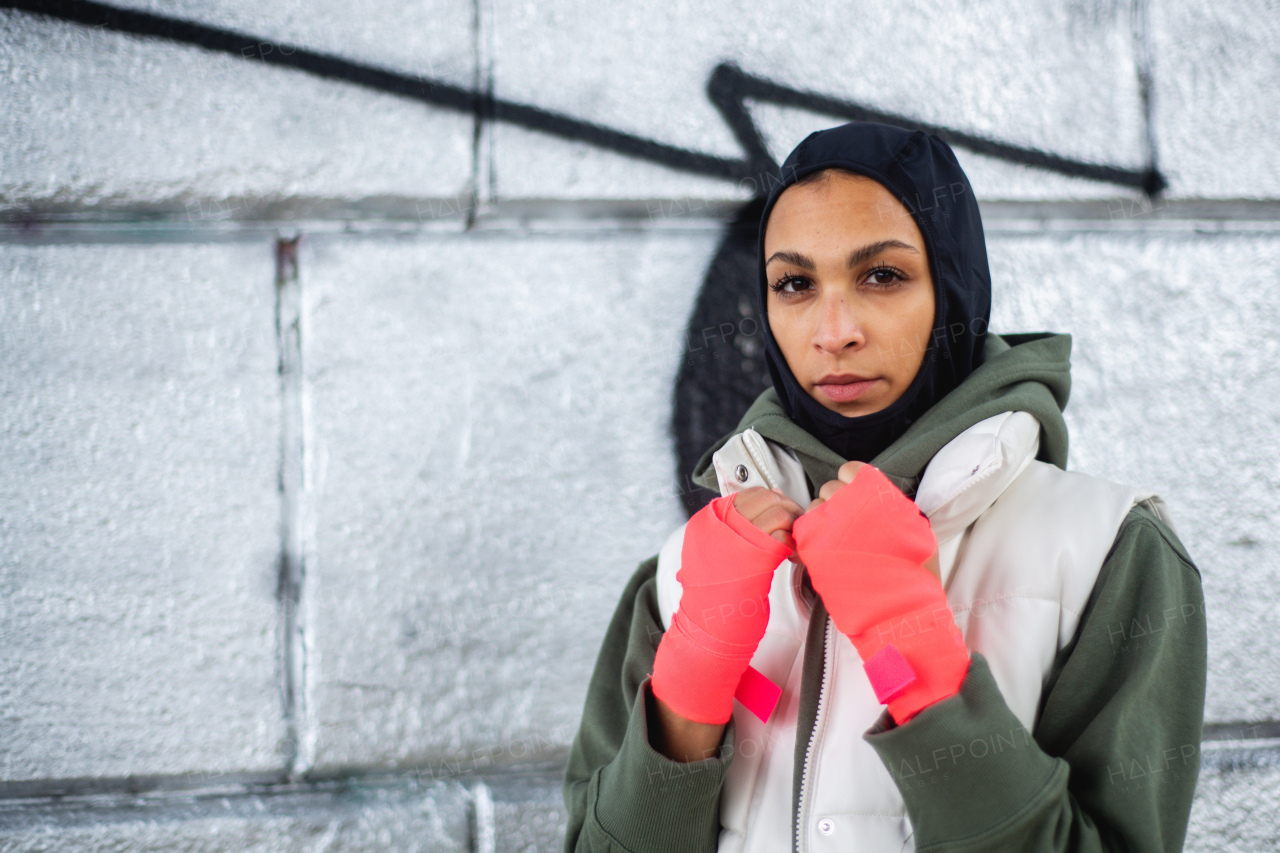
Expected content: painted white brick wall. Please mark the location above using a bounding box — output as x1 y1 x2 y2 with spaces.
2 0 1277 850
0 242 285 783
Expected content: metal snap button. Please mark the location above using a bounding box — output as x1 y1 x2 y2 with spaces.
818 818 834 835
735 464 749 483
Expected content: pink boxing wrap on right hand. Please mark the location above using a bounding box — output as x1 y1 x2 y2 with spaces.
792 464 970 725
650 491 794 725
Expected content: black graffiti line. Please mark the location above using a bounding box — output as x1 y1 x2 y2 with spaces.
4 0 743 182
5 0 1163 194
708 64 1166 195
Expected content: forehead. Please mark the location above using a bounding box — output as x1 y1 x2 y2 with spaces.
764 171 924 252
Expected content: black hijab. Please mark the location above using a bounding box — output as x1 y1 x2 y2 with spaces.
756 121 993 462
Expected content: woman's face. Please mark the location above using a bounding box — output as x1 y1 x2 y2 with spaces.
764 170 936 417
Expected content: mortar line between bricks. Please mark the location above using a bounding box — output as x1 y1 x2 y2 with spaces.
0 738 1277 818
481 0 498 211
469 780 497 853
2 727 1277 804
1130 0 1162 197
5 199 1280 244
1202 721 1280 742
273 232 308 782
465 0 481 230
0 761 569 808
465 0 497 231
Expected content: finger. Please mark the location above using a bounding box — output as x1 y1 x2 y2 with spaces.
747 505 798 540
837 460 865 484
805 496 825 513
762 489 803 507
728 486 773 519
733 496 803 544
739 487 803 520
772 530 796 551
818 480 843 502
768 490 806 517
768 488 805 513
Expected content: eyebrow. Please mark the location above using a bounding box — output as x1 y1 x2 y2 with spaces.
765 239 920 270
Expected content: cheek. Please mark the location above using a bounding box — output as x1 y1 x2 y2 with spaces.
878 291 935 370
767 297 806 342
767 299 814 366
901 285 936 344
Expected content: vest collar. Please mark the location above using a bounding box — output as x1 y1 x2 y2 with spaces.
914 410 1042 584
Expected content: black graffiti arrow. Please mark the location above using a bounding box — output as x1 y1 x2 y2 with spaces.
4 0 1164 195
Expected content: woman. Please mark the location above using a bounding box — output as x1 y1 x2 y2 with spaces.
562 121 1207 853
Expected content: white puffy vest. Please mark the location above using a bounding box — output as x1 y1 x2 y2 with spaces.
655 411 1175 853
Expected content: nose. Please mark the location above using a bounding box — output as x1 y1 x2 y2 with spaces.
813 291 865 354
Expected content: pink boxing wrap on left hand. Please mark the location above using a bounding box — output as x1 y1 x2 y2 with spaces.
650 491 794 725
792 464 970 725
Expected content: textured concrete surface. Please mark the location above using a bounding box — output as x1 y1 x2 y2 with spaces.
1186 749 1280 852
987 231 1280 724
106 0 476 87
484 772 570 853
749 102 1152 203
491 0 1147 202
298 230 714 772
3 0 1279 849
0 7 473 216
0 780 473 851
1149 0 1280 199
0 241 285 782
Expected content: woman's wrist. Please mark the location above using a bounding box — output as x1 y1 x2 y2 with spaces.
647 681 728 763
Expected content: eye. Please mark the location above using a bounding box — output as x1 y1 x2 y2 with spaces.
864 265 907 290
769 273 813 298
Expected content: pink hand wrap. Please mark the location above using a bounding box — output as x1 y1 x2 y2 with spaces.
792 464 970 725
650 491 794 725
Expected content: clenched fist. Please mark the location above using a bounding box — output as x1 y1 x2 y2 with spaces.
793 462 969 725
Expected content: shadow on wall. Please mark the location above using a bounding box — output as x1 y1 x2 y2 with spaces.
671 197 771 518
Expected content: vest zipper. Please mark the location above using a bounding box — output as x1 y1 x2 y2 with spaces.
742 429 780 491
794 614 832 853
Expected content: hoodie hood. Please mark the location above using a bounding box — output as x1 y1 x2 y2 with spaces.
756 121 994 462
692 331 1073 498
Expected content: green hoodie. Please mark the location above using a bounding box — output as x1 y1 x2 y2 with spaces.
562 332 1207 852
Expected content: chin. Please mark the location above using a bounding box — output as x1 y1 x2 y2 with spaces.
820 399 881 417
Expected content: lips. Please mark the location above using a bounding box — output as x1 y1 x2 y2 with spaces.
815 374 878 403
816 373 875 384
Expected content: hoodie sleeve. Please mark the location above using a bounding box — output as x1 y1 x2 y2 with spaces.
862 503 1207 852
562 554 734 853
